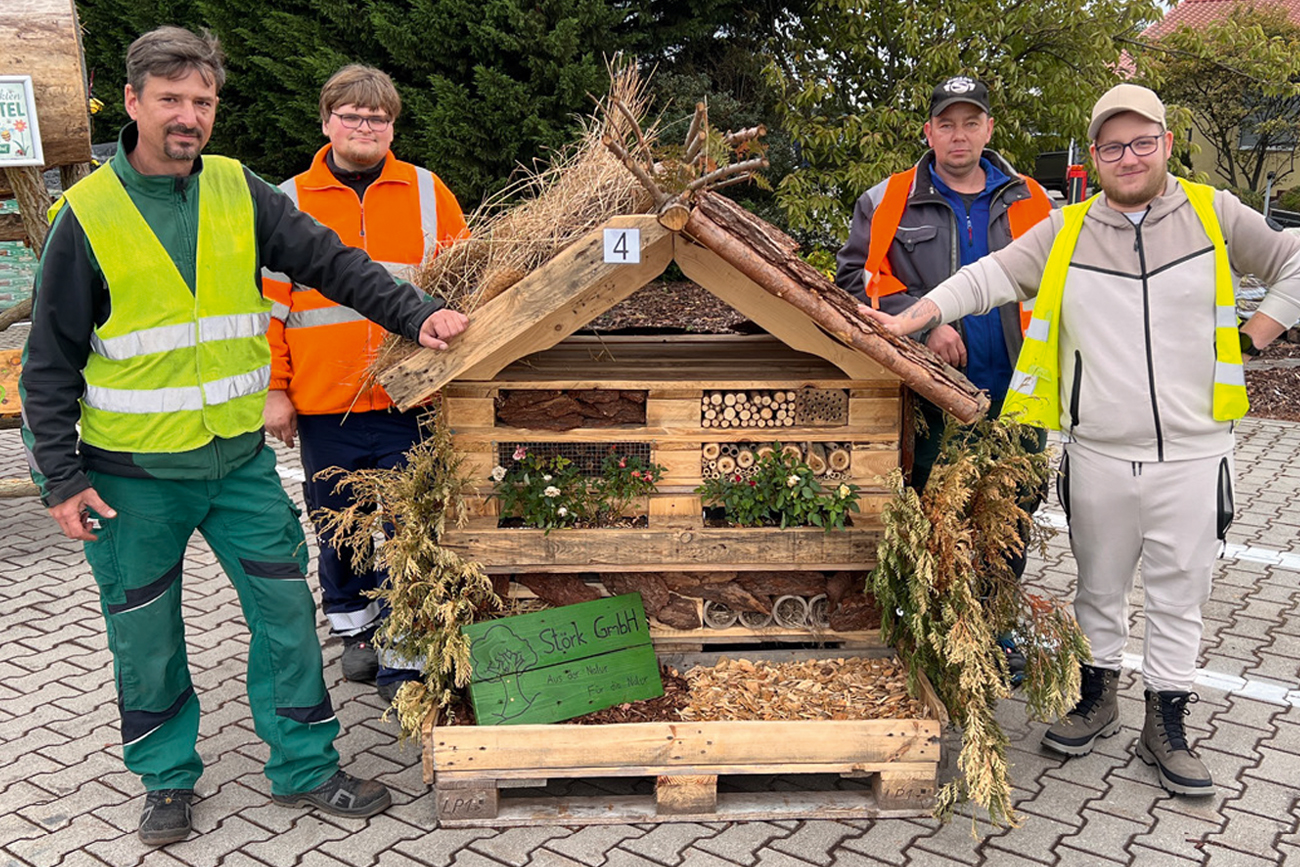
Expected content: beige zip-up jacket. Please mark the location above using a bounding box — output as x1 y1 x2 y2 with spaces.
926 175 1300 462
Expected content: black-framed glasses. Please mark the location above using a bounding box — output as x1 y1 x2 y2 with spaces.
331 112 391 132
1095 135 1162 163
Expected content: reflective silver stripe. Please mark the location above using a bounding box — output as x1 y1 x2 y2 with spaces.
415 167 439 262
199 312 270 342
91 322 194 360
1022 297 1036 312
1009 370 1038 396
377 259 414 280
1025 318 1051 343
203 367 270 405
278 177 300 207
1216 305 1239 328
262 268 290 284
270 302 290 322
85 383 204 413
1215 361 1246 388
377 645 424 672
290 283 316 293
283 306 366 329
326 600 384 636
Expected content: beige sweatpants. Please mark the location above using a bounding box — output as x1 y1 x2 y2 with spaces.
1059 441 1232 692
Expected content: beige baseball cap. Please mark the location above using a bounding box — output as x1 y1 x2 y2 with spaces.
1088 84 1166 141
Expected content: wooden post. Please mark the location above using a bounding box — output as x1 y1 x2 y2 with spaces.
655 774 717 815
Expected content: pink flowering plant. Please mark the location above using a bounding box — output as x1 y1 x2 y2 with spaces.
695 445 859 530
489 447 665 530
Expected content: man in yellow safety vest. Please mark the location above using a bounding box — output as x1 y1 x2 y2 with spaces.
20 26 467 844
861 84 1300 797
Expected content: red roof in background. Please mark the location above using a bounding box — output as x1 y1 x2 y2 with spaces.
1142 0 1300 40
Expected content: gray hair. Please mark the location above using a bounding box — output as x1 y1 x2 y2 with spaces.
126 26 226 94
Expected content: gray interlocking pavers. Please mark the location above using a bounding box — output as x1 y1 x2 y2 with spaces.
765 820 865 866
542 824 647 866
1204 806 1292 864
617 823 721 866
469 828 573 866
6 811 125 867
835 819 931 865
689 821 795 865
316 814 430 865
392 826 498 866
1129 805 1225 863
1121 844 1204 866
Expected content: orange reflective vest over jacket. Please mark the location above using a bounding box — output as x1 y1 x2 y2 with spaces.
263 146 468 414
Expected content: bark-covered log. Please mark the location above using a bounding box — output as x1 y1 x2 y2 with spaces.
685 192 989 424
661 571 738 590
600 572 671 615
829 591 883 632
495 389 647 430
686 582 769 614
655 593 701 630
735 571 828 602
514 574 603 607
825 571 860 610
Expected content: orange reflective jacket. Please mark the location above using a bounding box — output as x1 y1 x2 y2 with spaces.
263 146 467 414
864 166 1051 332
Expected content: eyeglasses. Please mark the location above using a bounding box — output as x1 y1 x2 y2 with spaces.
1094 135 1162 163
331 112 391 132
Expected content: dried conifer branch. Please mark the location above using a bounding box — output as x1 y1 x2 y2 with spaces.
687 156 770 192
612 96 653 163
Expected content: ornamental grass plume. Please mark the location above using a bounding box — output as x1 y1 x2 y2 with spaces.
872 414 1089 832
313 407 500 739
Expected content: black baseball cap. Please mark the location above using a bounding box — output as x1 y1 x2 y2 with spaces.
929 77 991 118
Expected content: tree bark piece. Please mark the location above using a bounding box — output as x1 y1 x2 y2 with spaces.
495 389 646 430
684 192 989 423
829 590 883 631
3 166 52 255
513 574 603 608
655 593 701 630
600 572 671 615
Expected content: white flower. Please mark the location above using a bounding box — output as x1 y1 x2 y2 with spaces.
786 474 800 488
557 506 568 517
837 484 852 498
544 486 561 498
543 474 553 482
490 465 507 482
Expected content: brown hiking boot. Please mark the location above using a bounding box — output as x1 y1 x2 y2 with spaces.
1041 663 1122 756
1136 689 1214 796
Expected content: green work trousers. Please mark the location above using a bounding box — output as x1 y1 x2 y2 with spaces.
84 446 340 795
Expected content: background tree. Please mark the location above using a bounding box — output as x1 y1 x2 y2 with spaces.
1132 4 1300 193
767 0 1160 243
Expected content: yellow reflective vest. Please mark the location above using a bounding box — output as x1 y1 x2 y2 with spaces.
55 157 273 452
1001 179 1248 430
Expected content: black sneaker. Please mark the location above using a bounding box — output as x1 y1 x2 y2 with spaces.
341 633 379 683
997 634 1027 687
272 770 391 818
138 788 193 846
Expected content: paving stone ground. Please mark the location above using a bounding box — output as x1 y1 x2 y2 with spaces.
2 322 1297 866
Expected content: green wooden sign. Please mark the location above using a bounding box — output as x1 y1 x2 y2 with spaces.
462 593 663 725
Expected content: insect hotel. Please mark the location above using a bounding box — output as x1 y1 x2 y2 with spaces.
374 87 990 826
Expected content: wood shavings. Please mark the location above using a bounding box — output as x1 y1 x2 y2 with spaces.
679 656 930 722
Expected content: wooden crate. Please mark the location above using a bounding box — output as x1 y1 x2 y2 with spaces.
424 648 946 827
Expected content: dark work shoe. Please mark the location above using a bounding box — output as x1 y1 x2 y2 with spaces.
1042 663 1122 756
341 633 379 683
273 770 392 817
1136 689 1214 796
997 634 1027 687
138 788 194 846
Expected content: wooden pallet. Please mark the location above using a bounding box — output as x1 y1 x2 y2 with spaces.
425 648 944 827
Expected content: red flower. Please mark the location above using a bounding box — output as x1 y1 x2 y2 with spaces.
748 480 756 487
733 474 743 483
619 459 626 469
13 120 27 132
631 470 641 478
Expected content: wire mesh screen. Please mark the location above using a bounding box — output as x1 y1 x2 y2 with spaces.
496 442 652 476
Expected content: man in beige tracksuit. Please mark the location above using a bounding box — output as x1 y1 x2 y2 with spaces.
862 84 1300 796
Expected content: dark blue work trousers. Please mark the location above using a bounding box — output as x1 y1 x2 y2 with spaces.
298 409 423 680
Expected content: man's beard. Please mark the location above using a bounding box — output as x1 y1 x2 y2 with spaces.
163 124 204 160
1102 168 1166 208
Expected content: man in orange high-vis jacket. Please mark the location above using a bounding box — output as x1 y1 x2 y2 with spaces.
262 65 468 705
835 76 1052 683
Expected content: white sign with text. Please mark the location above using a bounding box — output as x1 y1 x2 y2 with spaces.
0 76 44 168
603 228 641 264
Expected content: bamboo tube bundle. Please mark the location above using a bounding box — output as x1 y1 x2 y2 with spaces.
717 455 737 475
705 389 799 428
702 442 722 461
